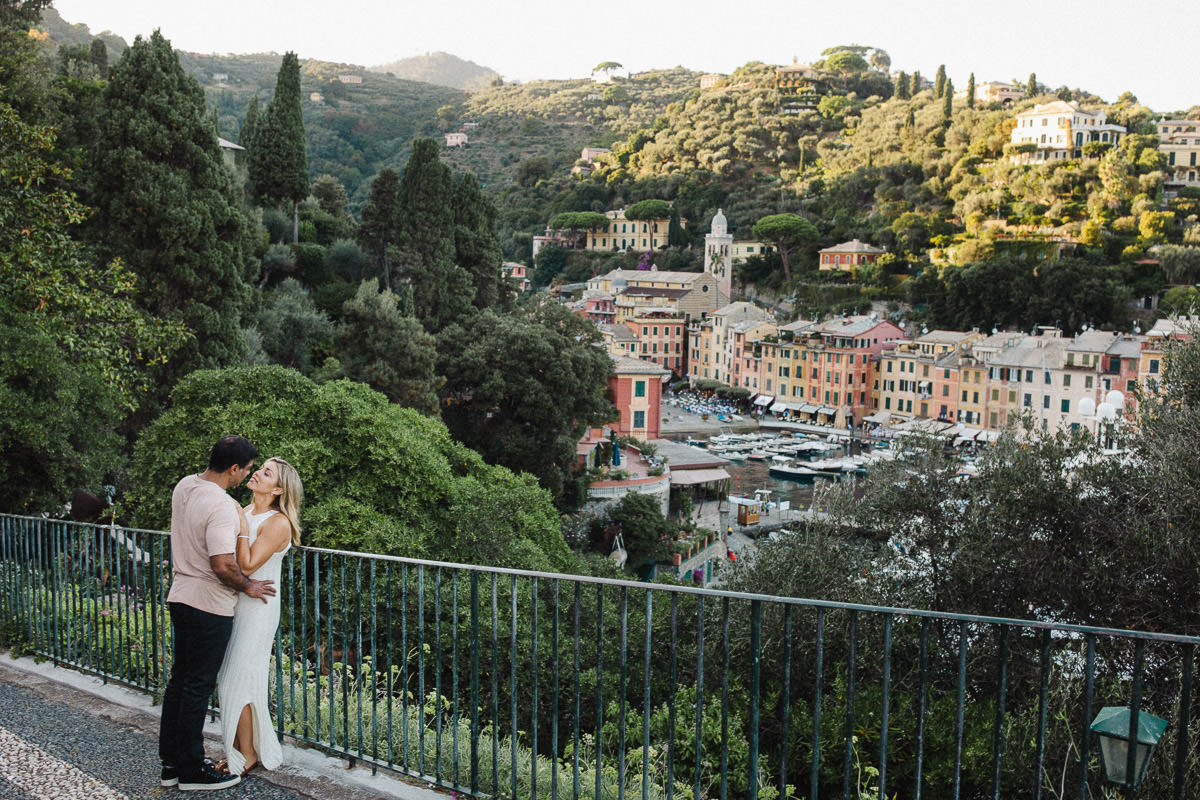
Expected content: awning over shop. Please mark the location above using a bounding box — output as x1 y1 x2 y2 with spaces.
753 395 774 406
977 430 1001 443
818 406 838 416
953 429 981 446
770 401 789 412
669 468 733 486
863 411 890 424
799 404 819 414
785 402 806 412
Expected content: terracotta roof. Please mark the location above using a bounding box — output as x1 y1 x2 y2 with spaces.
818 239 884 254
610 354 670 375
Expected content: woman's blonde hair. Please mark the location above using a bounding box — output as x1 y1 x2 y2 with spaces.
266 457 303 545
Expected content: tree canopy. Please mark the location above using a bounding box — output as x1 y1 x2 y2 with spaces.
334 281 442 415
125 365 573 571
89 30 254 397
624 199 672 220
248 51 308 238
397 138 474 331
437 302 614 507
0 102 184 511
751 213 818 281
549 211 610 232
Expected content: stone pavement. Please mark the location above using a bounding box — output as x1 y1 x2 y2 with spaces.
0 655 447 800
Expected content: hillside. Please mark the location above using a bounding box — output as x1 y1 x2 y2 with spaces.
31 11 1200 292
369 51 500 91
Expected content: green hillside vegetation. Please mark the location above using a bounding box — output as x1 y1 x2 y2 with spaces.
369 50 500 91
35 7 125 59
33 10 1200 323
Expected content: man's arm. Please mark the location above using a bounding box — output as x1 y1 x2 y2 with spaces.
210 553 276 603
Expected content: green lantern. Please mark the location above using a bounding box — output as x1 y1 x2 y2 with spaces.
1089 706 1168 789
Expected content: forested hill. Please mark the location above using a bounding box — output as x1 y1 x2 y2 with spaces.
35 11 1200 282
369 51 500 91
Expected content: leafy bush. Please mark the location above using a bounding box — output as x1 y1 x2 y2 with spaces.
124 365 572 570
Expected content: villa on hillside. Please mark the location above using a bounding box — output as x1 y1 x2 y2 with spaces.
962 81 1024 106
1008 100 1126 163
500 262 529 292
585 208 673 253
1158 119 1200 189
818 239 885 272
533 206 675 256
775 61 824 113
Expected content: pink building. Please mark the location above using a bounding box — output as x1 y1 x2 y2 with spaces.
625 311 686 375
585 294 616 326
608 354 669 440
818 239 885 272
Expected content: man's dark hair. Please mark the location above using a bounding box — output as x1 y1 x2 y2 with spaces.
208 435 259 472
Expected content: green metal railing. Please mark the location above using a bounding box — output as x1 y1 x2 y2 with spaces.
1 513 1197 799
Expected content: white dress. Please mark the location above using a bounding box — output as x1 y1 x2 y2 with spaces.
217 509 290 775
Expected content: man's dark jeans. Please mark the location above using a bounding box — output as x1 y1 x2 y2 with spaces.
159 602 233 777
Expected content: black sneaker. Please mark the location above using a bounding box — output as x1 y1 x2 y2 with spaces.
178 762 241 792
163 758 217 787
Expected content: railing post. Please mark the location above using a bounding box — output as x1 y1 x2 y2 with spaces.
1124 639 1145 800
812 607 825 800
748 599 761 800
879 613 893 800
1078 634 1096 798
1173 643 1193 800
469 570 479 796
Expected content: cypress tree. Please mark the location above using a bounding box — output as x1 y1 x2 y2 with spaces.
250 52 308 242
90 30 253 393
943 79 954 119
910 70 922 96
668 204 686 247
1027 72 1038 96
934 64 946 98
0 0 50 115
357 167 401 291
453 172 503 311
89 38 108 79
905 107 915 128
895 71 910 100
398 138 474 331
240 94 259 148
967 72 976 109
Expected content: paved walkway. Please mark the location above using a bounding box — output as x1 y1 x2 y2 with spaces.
0 656 446 800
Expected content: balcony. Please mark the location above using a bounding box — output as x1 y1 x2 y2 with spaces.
0 513 1196 798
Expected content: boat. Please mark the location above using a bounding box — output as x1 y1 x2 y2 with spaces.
807 458 850 472
769 460 822 479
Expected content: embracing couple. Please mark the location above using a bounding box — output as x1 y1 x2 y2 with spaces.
158 435 303 791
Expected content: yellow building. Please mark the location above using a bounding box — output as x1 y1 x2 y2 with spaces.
686 302 772 386
1158 119 1200 189
586 208 672 252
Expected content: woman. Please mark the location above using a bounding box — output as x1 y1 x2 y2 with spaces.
216 457 302 777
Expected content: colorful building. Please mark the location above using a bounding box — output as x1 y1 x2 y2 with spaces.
609 354 670 440
818 239 886 272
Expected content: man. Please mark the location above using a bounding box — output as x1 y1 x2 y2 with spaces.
159 435 276 791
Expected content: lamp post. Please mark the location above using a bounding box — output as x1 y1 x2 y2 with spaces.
1089 706 1168 793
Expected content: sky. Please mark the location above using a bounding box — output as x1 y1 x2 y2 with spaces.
51 0 1199 113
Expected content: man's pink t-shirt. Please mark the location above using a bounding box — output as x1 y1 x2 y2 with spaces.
165 474 239 616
